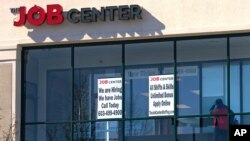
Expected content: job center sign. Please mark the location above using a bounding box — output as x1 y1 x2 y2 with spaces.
13 4 142 26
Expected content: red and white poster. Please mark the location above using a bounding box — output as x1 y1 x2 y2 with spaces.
149 75 175 117
97 78 122 119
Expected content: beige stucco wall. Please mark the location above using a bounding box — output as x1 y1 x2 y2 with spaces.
1 0 250 49
0 63 12 140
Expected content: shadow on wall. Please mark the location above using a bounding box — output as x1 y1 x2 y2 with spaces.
26 9 166 42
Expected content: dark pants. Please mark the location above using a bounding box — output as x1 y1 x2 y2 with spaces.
213 128 228 141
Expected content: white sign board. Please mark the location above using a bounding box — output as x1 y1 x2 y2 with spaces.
149 75 175 117
97 78 122 119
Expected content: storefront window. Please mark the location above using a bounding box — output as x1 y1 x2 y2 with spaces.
125 41 174 119
24 48 72 123
177 117 228 141
230 62 240 113
230 36 250 113
242 62 250 112
125 118 174 141
74 121 123 141
73 45 122 141
23 34 250 141
202 63 227 115
230 114 250 125
124 42 174 141
177 38 227 116
74 45 122 121
25 124 71 141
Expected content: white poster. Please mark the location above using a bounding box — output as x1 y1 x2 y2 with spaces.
97 77 122 119
149 75 175 117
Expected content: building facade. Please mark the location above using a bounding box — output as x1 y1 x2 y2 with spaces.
1 0 250 141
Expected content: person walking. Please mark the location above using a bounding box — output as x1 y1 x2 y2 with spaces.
210 99 228 141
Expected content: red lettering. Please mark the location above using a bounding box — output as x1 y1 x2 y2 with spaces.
13 4 64 26
99 80 108 84
151 77 159 81
13 6 26 26
47 4 64 25
27 5 46 26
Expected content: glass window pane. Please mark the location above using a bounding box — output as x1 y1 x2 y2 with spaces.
74 45 122 68
24 48 72 122
177 38 227 116
177 38 227 62
242 61 250 112
125 42 174 118
177 117 228 141
230 36 250 114
47 70 72 121
74 121 122 141
125 118 174 141
25 124 71 141
176 65 200 115
125 42 174 65
230 36 250 59
230 114 250 125
229 61 250 114
230 62 240 113
74 45 122 121
202 63 227 115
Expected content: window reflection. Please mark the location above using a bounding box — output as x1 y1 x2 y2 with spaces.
230 62 240 113
125 119 174 141
23 35 250 141
74 121 122 141
125 42 174 118
177 65 200 115
24 48 72 122
25 124 71 141
202 63 227 115
229 61 250 114
74 69 92 121
230 114 250 125
74 45 122 121
47 70 72 121
230 36 250 59
177 38 227 116
230 36 250 114
242 61 250 112
177 117 228 141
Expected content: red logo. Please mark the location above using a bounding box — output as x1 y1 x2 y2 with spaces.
14 4 64 26
150 77 160 81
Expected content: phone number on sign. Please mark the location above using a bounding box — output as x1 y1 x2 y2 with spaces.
98 110 122 117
